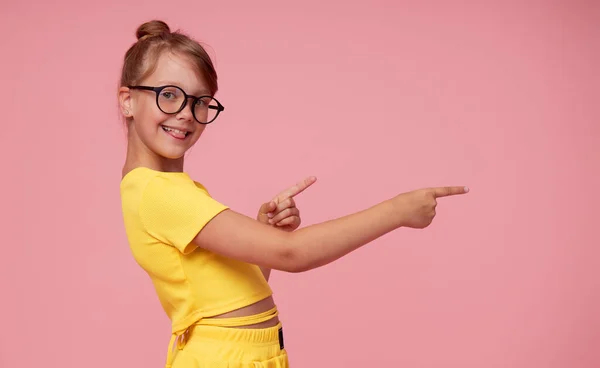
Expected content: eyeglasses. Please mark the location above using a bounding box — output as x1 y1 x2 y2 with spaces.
128 85 225 124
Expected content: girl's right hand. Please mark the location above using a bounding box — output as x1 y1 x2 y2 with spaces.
393 186 469 229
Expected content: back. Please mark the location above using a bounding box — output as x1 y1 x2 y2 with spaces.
120 167 273 334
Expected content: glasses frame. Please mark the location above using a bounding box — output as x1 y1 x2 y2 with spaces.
128 85 225 124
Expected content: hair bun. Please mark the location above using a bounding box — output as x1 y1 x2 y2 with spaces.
136 20 171 41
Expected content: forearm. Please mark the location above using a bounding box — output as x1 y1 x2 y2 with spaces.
288 198 404 271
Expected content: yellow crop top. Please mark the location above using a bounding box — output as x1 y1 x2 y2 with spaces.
120 167 273 335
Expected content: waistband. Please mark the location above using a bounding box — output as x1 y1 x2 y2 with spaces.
165 306 279 368
186 322 283 345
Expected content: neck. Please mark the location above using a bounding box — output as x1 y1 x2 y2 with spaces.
122 126 185 178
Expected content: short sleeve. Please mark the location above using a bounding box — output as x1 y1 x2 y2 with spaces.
139 174 229 254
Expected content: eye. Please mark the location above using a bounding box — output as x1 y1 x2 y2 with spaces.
159 87 183 100
161 91 175 99
195 97 213 107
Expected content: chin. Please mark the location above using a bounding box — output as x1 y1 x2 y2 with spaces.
150 143 188 160
159 149 188 160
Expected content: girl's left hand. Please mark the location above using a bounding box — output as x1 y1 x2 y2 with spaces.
257 176 317 232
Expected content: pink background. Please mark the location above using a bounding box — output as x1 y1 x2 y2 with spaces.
1 1 598 367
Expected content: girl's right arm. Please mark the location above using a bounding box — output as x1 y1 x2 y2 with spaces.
192 186 468 272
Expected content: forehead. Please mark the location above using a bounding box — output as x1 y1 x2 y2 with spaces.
144 52 209 95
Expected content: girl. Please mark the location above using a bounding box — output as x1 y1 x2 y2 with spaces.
119 19 468 368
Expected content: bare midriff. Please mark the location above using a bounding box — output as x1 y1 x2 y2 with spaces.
209 296 280 329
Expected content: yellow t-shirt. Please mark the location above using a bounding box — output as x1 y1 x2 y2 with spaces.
120 167 273 334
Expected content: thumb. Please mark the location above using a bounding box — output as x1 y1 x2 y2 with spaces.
257 200 277 223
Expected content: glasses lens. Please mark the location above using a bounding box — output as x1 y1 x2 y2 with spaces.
157 86 186 113
194 97 219 123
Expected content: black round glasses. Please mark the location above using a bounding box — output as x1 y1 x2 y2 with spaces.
128 85 225 124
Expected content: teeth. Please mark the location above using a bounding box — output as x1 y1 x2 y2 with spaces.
162 126 187 135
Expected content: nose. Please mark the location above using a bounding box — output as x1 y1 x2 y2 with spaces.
175 97 195 122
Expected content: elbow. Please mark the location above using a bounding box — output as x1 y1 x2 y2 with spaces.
285 259 312 273
275 238 313 273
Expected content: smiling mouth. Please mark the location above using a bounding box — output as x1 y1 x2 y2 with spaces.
161 125 191 139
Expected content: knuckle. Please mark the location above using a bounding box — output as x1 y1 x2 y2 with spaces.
277 209 292 220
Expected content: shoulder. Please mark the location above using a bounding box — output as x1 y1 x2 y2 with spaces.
121 167 225 215
122 169 229 252
121 167 199 195
121 168 206 216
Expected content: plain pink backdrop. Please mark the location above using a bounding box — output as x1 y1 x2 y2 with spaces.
1 1 598 367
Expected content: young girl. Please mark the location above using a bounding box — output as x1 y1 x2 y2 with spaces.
119 19 468 368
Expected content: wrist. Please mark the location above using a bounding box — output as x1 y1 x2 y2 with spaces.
388 196 408 228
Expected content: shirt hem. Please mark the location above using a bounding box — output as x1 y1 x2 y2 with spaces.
171 290 275 334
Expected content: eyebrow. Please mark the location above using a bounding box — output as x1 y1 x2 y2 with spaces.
154 80 211 95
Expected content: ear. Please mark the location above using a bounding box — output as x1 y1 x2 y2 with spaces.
118 86 133 118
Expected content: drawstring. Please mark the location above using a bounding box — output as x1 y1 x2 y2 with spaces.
165 307 279 368
165 333 177 368
165 331 190 368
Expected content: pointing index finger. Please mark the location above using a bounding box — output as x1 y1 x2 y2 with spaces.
432 186 470 198
274 176 317 202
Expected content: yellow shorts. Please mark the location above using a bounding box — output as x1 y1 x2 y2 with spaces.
170 322 289 368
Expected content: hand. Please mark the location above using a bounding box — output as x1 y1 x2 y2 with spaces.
394 186 469 229
257 176 317 232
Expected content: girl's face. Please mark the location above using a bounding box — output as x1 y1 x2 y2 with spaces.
122 52 210 162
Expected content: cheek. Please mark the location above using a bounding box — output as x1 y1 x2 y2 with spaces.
190 126 206 142
136 103 166 130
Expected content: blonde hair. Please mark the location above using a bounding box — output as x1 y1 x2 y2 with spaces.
119 20 218 95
